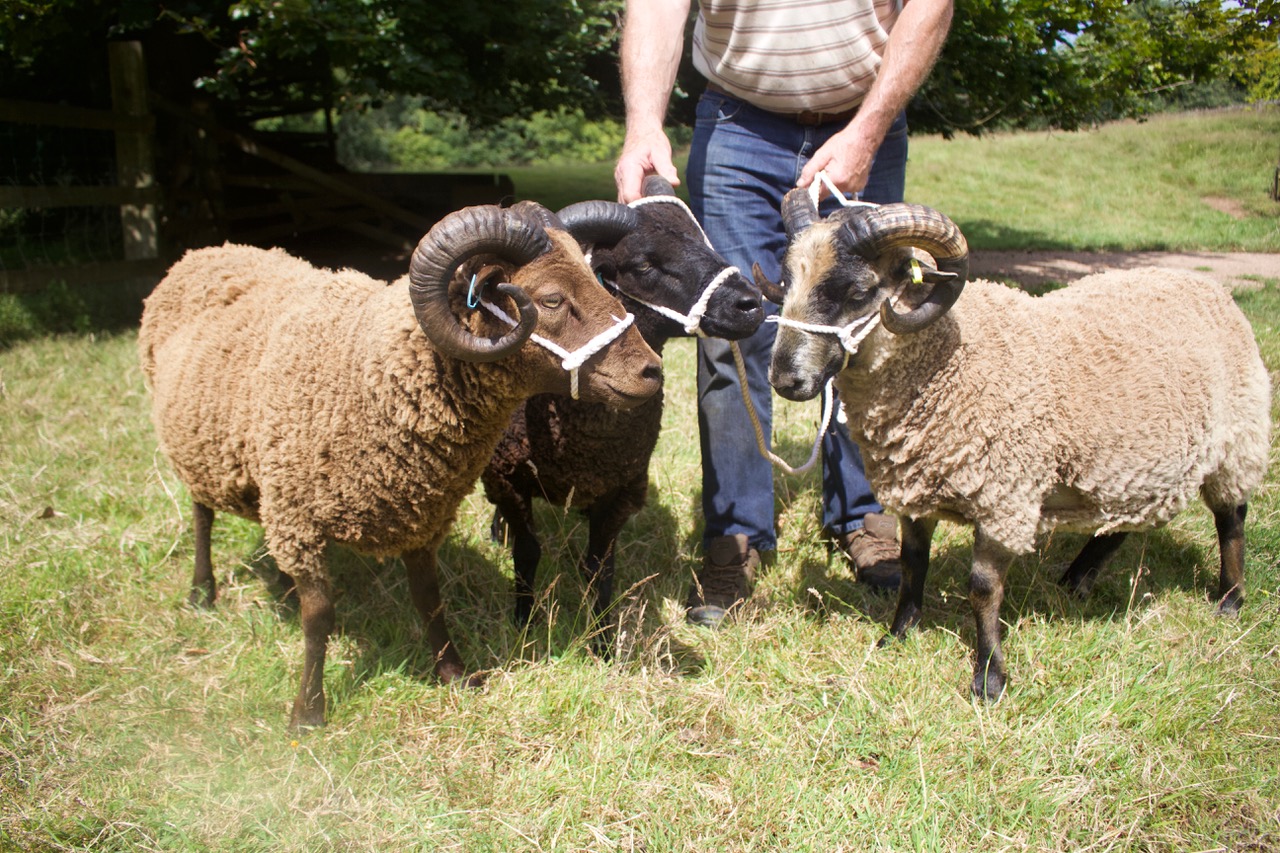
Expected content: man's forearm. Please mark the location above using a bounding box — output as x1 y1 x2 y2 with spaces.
620 0 691 136
854 0 953 139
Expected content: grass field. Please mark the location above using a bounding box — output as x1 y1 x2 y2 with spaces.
511 105 1280 253
1 108 1279 851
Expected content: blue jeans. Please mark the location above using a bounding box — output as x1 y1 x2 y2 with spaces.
686 88 909 553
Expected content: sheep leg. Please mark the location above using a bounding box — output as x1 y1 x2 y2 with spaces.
402 546 473 686
1059 532 1129 599
502 510 543 628
969 532 1013 702
881 517 936 646
289 574 335 730
584 483 646 657
190 500 217 609
1213 503 1247 615
583 502 624 657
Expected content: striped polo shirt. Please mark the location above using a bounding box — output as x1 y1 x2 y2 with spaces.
692 0 903 115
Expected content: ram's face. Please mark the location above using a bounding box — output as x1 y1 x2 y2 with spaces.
512 230 663 409
769 222 883 402
606 204 764 340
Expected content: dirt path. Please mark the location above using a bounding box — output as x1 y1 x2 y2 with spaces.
969 250 1280 291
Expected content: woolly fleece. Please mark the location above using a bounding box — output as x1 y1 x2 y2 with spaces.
835 267 1273 553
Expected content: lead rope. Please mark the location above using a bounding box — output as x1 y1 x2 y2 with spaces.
478 295 635 400
731 171 883 474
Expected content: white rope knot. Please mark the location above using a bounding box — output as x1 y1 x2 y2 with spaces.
766 310 882 370
629 265 740 337
479 297 635 400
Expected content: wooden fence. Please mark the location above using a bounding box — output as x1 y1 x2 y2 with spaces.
0 42 164 293
1 41 515 295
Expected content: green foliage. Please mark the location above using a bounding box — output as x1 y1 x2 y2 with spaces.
1238 36 1280 103
0 281 92 347
336 100 627 170
912 0 1278 135
0 0 625 120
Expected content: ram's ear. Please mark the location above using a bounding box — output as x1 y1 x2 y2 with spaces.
590 246 619 281
894 254 957 287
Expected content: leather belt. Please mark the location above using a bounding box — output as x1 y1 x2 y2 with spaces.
706 82 859 127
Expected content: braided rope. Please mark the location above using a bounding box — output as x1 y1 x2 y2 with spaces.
622 195 739 337
480 297 635 400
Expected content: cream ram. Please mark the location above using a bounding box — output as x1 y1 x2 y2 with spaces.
139 202 662 728
765 189 1272 700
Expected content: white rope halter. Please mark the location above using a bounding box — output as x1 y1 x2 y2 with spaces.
621 194 741 337
479 297 635 401
732 171 887 474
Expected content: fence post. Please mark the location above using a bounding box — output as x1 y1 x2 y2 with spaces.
108 40 158 261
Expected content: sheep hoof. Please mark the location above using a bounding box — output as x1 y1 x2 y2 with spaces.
1214 597 1242 618
1060 574 1094 600
456 672 487 690
970 667 1006 703
288 705 326 732
188 585 215 610
876 632 898 649
436 660 486 690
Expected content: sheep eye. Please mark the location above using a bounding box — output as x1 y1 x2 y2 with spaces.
634 261 652 273
541 294 564 309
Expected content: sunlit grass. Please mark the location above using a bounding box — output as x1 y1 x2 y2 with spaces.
2 111 1279 851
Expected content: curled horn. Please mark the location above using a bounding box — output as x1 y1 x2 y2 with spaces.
834 203 969 335
556 200 640 247
781 188 820 240
752 262 788 305
510 199 569 233
408 205 549 362
641 174 677 197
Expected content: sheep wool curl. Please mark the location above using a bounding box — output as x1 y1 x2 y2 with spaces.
838 268 1271 555
139 244 535 555
139 219 661 728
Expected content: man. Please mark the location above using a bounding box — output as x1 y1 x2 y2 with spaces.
615 0 953 626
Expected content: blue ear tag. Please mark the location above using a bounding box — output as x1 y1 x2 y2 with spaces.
910 258 923 284
467 273 481 309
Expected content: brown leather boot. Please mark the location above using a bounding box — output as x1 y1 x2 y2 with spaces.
832 513 902 592
686 534 759 628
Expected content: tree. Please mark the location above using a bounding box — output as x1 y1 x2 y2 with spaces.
1 0 1274 135
0 0 625 122
913 0 1279 136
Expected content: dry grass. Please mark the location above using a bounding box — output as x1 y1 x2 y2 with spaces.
2 112 1280 850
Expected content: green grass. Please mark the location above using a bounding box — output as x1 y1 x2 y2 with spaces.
2 110 1280 851
512 105 1280 253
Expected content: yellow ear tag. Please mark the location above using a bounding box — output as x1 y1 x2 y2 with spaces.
910 258 923 285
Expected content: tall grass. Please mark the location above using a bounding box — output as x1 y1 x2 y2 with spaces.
1 110 1279 851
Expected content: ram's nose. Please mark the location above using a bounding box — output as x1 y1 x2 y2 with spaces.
769 367 819 403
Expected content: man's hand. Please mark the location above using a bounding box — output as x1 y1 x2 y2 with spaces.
615 128 680 203
798 122 880 199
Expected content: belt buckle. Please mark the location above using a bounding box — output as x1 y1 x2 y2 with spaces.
795 109 823 127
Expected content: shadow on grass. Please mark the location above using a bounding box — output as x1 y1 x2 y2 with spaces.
215 487 707 708
0 277 154 348
789 518 1222 646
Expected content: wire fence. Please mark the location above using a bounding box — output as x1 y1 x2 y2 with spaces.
0 120 126 277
